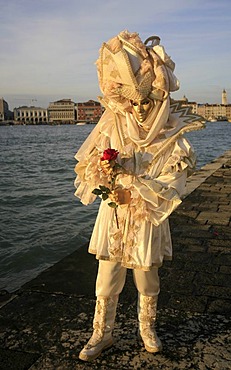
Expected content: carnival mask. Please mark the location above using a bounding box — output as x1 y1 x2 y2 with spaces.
131 99 154 123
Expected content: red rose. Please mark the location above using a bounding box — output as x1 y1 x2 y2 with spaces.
101 148 119 161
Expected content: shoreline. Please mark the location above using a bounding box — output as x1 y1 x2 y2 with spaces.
1 120 231 126
0 121 97 126
1 149 230 302
0 150 230 369
0 149 231 299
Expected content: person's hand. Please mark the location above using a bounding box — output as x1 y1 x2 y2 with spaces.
109 189 131 205
100 159 115 175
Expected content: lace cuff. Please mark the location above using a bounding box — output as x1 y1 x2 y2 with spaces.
74 148 109 205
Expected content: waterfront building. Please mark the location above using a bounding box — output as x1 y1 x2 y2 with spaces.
177 95 198 114
2 90 230 124
222 89 227 105
178 91 231 121
225 104 231 120
197 103 229 121
77 100 104 123
14 106 48 124
48 99 76 124
0 98 13 121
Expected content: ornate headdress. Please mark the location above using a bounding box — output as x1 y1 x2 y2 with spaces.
96 30 180 107
76 30 204 165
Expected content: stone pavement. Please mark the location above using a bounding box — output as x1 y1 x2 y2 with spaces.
0 151 230 370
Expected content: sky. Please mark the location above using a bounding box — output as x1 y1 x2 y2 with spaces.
1 0 231 110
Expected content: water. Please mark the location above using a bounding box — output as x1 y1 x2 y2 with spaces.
185 122 231 168
0 121 230 292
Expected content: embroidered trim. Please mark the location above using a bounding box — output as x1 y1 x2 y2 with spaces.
139 295 158 323
138 295 161 345
93 297 108 339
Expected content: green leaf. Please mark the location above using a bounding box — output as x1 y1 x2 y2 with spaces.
114 163 122 170
108 202 117 209
99 185 111 194
102 193 109 201
105 188 111 194
92 189 102 195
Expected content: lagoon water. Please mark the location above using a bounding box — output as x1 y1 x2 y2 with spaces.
0 122 230 292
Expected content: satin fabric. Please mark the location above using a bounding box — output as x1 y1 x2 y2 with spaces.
74 107 197 270
96 260 160 297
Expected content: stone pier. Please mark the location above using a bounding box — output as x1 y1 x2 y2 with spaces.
0 151 230 370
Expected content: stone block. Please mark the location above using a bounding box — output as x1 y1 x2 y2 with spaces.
217 200 230 205
194 271 231 287
219 265 231 274
173 251 212 264
0 348 40 370
183 261 219 274
160 270 196 294
172 225 211 240
213 253 231 266
208 245 231 253
197 285 231 299
207 238 231 253
185 244 207 253
210 225 231 239
196 211 230 226
167 294 207 313
197 203 218 211
174 237 205 248
207 299 231 314
173 209 199 219
218 204 231 211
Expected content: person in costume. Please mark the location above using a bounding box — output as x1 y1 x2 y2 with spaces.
74 30 204 362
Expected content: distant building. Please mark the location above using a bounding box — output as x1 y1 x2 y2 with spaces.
77 100 104 123
222 89 227 105
178 91 231 121
197 103 229 121
177 95 198 114
14 106 48 124
48 99 76 124
0 98 13 121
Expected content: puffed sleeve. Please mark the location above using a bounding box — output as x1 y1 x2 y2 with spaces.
74 147 102 205
74 116 113 205
131 136 196 226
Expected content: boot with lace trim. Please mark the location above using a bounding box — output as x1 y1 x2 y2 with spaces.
79 295 118 361
138 294 162 353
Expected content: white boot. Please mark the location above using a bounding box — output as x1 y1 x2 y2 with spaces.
79 295 118 361
138 294 162 353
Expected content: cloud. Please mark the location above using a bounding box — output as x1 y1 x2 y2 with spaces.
1 0 231 108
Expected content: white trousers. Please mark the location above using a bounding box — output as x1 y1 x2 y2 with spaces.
96 260 160 297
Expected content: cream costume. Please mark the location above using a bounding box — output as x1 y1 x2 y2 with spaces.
74 31 204 361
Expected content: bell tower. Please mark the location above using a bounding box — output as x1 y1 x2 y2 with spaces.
222 89 227 105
